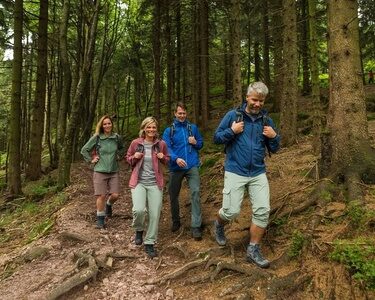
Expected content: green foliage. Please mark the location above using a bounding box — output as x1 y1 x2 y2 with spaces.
23 176 58 201
347 201 375 229
288 230 306 259
200 156 219 174
329 240 375 289
319 73 329 88
27 218 54 243
320 189 333 203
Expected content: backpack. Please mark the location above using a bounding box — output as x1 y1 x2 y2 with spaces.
229 107 272 157
169 122 193 146
91 133 120 159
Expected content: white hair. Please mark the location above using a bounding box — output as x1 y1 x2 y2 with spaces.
246 82 269 97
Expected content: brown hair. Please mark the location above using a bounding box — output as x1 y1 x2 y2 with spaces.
174 101 187 112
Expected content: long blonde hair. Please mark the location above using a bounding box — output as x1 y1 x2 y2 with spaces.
95 115 113 135
139 116 158 138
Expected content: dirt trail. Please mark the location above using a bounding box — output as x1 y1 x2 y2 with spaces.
0 122 374 299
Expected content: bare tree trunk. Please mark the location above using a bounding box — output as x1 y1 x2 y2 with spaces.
271 0 283 112
262 0 271 87
199 0 209 128
8 0 23 195
280 0 298 146
322 0 374 194
300 0 310 95
165 0 174 122
308 0 321 155
26 0 48 180
57 0 100 188
230 0 242 106
153 0 161 120
56 0 72 165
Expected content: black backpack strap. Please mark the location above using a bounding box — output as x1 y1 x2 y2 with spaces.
187 123 193 137
262 114 272 158
153 142 160 153
169 123 175 145
135 144 144 153
95 135 101 156
235 106 243 122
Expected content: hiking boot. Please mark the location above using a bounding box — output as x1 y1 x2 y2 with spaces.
246 244 270 269
135 231 143 245
171 221 181 232
191 227 202 241
96 216 106 229
105 203 113 218
144 244 157 258
214 220 227 246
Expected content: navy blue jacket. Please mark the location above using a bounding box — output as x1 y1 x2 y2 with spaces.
162 119 203 171
214 105 280 177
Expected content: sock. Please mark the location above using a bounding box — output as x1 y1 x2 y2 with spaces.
97 211 106 217
106 199 112 206
249 242 257 247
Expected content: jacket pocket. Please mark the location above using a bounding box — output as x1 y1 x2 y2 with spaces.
222 188 232 210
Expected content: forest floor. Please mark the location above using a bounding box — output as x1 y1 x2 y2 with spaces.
1 87 375 300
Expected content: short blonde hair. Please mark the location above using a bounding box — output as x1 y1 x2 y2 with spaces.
95 115 113 135
139 116 158 138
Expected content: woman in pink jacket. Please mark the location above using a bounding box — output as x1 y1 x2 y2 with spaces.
126 117 170 258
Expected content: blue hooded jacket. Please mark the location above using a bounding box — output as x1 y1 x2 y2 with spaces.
162 119 203 171
214 104 280 177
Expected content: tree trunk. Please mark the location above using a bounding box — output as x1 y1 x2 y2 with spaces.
152 0 161 120
8 0 23 195
300 0 310 95
56 0 72 166
323 0 375 194
175 0 181 103
165 0 174 122
280 0 298 146
271 0 283 112
230 0 242 106
254 41 261 81
57 0 100 189
26 0 48 180
308 0 321 155
199 0 209 129
262 0 271 88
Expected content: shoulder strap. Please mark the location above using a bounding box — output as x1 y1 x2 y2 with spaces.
261 113 272 158
187 123 193 136
135 143 144 153
169 123 175 145
235 106 243 122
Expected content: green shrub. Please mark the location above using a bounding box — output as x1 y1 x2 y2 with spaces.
330 240 375 289
347 201 375 229
288 230 306 259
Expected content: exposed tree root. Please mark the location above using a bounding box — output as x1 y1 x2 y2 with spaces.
107 251 140 259
208 260 270 282
147 257 209 285
159 243 189 259
219 279 250 296
59 231 91 243
266 270 312 299
45 253 98 300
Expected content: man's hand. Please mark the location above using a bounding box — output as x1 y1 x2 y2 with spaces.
176 158 187 168
263 126 277 138
188 136 197 145
231 121 244 134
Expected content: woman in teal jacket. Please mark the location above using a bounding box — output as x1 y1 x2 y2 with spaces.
81 115 125 228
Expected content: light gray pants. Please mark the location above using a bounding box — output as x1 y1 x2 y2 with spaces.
219 172 270 228
131 183 163 244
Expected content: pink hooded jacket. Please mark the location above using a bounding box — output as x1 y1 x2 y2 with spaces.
126 137 170 190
